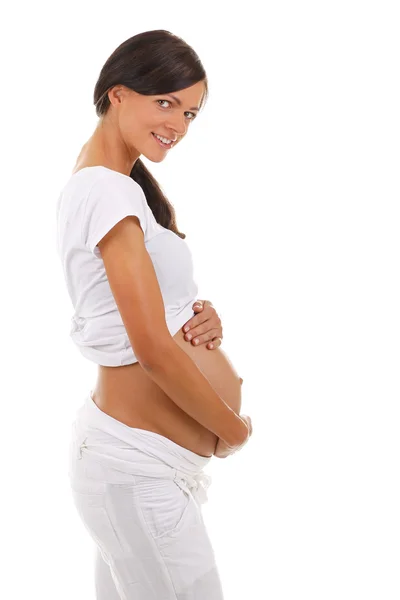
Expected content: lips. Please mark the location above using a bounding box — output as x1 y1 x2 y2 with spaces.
152 132 174 149
152 132 176 142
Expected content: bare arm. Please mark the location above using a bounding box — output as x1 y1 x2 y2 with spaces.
140 339 247 448
97 216 249 449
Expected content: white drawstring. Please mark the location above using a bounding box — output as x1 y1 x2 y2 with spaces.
174 470 212 506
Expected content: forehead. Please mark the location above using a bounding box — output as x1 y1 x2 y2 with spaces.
172 81 206 101
130 81 205 106
164 85 205 110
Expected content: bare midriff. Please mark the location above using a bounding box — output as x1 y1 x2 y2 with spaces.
91 327 243 458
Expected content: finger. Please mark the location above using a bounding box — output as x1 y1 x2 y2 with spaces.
183 301 221 337
186 316 222 340
189 329 221 347
207 336 222 350
244 415 253 435
182 301 206 333
185 320 216 340
182 312 210 335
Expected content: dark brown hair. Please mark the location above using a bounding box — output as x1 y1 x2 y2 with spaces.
93 30 208 239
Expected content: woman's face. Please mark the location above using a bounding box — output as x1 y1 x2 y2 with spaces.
112 80 206 163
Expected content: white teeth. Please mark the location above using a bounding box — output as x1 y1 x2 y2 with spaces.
154 133 172 144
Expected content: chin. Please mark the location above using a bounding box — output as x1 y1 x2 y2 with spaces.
143 153 168 164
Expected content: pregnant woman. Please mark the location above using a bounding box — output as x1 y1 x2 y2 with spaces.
56 29 253 599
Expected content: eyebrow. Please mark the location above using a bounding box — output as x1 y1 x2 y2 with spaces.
165 94 200 112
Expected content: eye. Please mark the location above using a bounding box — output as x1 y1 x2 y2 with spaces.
157 99 196 121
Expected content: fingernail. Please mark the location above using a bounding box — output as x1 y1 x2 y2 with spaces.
186 334 192 341
183 326 190 332
193 338 199 345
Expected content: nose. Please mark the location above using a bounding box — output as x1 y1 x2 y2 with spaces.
166 115 187 139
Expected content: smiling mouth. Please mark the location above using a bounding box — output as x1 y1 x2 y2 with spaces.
151 132 175 149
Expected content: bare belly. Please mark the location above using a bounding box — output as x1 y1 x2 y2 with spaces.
91 328 243 458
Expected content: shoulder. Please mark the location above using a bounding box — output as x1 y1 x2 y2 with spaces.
82 168 148 215
87 167 145 197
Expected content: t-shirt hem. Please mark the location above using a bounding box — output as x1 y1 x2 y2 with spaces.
76 302 196 367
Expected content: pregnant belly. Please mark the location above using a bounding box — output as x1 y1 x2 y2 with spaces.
172 327 243 416
93 328 243 457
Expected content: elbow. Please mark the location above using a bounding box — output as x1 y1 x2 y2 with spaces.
135 338 174 372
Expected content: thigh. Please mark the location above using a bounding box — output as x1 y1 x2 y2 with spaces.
95 545 122 600
131 476 226 599
157 504 225 599
88 477 224 599
71 479 177 599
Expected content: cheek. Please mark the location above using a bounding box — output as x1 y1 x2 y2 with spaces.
151 113 166 129
120 111 139 136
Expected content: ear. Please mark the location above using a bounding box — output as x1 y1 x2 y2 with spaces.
108 86 123 107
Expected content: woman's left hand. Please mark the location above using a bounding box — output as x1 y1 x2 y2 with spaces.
181 300 223 350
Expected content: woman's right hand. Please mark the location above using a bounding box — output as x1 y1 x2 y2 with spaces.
214 415 253 458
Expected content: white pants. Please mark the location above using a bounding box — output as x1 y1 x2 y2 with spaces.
68 391 225 599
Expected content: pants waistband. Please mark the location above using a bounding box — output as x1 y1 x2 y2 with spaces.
70 391 213 505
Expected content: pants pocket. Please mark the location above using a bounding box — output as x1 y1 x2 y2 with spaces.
134 476 193 540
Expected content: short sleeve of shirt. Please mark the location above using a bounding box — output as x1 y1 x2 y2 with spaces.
82 172 148 257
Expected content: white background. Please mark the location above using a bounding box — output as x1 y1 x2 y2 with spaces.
1 1 399 598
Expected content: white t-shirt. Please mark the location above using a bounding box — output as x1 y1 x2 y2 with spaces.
56 166 198 366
